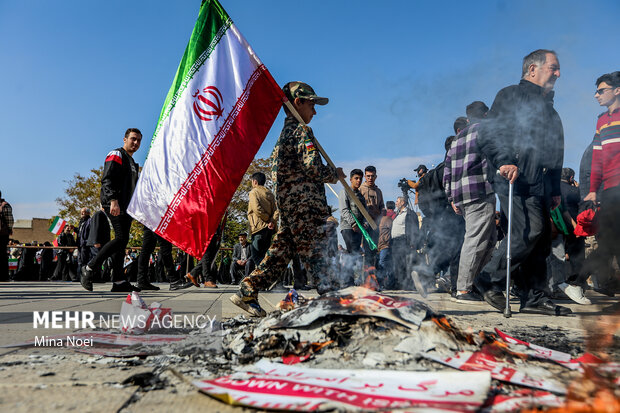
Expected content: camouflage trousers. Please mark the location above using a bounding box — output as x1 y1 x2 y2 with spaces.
240 216 327 298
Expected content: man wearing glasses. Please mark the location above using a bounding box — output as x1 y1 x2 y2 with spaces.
584 71 620 298
360 165 385 267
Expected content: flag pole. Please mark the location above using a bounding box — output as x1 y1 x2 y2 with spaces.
283 100 377 231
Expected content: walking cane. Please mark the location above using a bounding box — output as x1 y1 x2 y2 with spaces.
504 180 514 318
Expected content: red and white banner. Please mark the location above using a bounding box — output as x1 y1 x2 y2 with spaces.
194 359 491 412
425 349 566 395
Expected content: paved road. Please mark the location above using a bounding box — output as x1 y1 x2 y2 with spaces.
0 281 615 412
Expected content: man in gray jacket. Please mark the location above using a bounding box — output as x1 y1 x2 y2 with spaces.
339 169 367 254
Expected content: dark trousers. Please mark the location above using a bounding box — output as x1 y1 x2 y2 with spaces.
591 186 620 287
565 234 587 286
362 228 379 268
77 246 92 279
478 193 551 308
87 210 132 282
190 236 219 283
137 227 175 284
246 228 273 276
0 235 8 281
392 236 410 289
341 229 362 254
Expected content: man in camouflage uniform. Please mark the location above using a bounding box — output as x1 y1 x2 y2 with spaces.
230 81 345 317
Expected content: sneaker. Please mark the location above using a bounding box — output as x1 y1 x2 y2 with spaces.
111 281 141 292
137 282 160 291
435 276 451 294
204 281 218 288
230 292 266 317
411 271 427 298
170 279 194 290
185 273 200 287
558 283 591 305
81 266 93 292
454 291 483 303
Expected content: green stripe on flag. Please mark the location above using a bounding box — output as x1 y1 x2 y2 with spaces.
152 0 232 143
352 214 377 251
48 216 60 232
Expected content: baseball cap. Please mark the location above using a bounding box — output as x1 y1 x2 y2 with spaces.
283 82 329 105
415 164 428 174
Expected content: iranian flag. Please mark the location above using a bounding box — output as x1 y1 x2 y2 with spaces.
128 0 284 257
8 258 18 270
48 216 67 235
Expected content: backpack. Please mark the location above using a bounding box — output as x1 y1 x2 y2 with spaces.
417 162 449 217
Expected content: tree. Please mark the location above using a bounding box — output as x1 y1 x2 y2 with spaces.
56 167 103 225
56 166 145 245
220 157 273 250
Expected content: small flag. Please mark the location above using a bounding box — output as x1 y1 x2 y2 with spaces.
48 217 67 235
8 258 18 270
352 214 377 251
128 0 284 257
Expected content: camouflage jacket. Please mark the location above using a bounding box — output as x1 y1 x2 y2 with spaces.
271 116 337 225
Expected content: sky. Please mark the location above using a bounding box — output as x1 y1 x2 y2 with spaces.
1 0 619 221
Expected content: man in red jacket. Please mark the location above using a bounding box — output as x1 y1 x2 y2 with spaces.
584 71 620 297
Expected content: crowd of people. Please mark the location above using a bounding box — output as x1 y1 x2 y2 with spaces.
1 50 618 320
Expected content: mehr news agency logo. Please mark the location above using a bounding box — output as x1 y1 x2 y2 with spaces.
31 309 217 347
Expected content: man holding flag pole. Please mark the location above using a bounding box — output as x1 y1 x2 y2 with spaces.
231 82 346 317
127 0 370 317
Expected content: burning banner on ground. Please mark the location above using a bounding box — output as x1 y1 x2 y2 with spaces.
194 359 492 412
272 286 432 330
198 287 619 411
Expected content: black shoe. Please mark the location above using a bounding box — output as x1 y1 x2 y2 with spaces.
137 282 160 291
482 290 506 311
454 291 483 303
81 266 93 291
594 287 615 297
169 280 194 290
111 281 141 292
294 283 311 291
520 301 572 316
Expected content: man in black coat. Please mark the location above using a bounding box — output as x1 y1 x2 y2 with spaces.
477 49 571 316
77 208 91 278
230 233 251 285
81 128 142 292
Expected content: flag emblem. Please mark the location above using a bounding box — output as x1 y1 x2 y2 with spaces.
127 0 284 257
192 86 224 121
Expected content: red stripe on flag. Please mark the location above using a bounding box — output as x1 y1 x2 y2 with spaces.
155 68 283 257
105 154 122 165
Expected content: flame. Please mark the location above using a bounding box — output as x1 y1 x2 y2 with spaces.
522 306 620 412
311 340 334 352
522 366 620 412
361 266 380 291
